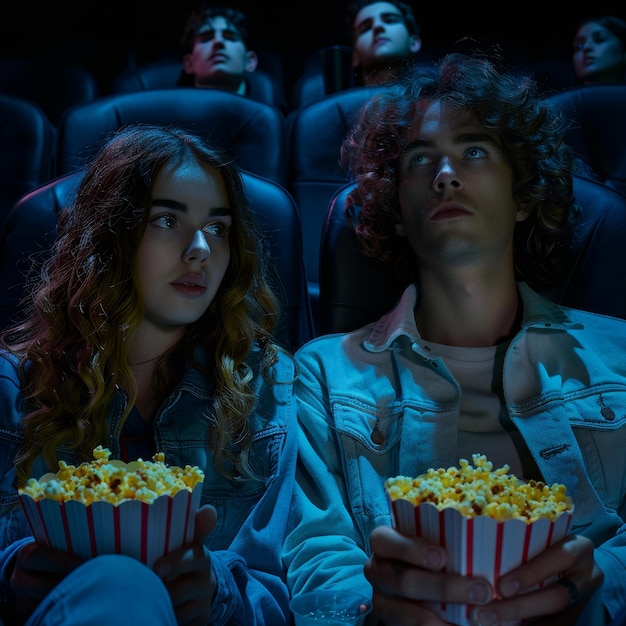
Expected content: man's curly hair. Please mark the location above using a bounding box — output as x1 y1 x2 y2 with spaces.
340 52 576 291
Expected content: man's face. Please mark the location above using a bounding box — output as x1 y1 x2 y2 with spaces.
352 1 420 72
395 100 527 270
183 16 257 88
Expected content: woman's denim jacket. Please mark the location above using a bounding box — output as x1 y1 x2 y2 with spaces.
0 345 297 626
284 283 626 624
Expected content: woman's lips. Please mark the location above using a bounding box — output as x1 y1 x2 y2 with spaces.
170 283 207 297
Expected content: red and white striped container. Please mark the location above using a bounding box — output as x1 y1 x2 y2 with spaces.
389 498 573 626
19 483 202 568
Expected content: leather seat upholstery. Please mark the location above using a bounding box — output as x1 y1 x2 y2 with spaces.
56 88 288 186
111 61 285 111
287 85 392 327
548 85 626 197
0 94 55 228
0 170 313 353
0 58 99 126
318 175 626 336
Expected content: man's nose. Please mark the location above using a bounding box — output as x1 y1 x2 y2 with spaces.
432 157 462 192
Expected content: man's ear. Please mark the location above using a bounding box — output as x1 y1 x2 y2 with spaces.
182 53 194 74
245 51 258 72
409 36 422 54
394 222 407 236
516 204 531 222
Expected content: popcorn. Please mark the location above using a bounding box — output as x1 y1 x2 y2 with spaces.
19 445 204 505
19 447 204 567
385 454 572 522
385 455 574 626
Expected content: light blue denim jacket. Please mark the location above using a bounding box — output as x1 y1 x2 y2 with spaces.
0 345 297 626
284 283 626 624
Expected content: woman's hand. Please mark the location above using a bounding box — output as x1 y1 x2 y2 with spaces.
365 525 602 625
9 542 85 623
154 504 218 626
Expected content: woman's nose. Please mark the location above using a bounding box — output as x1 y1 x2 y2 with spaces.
183 230 210 263
431 156 462 193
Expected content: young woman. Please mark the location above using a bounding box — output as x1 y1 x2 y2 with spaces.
572 15 626 84
0 124 297 626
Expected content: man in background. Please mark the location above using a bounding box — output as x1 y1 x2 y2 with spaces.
178 5 258 95
348 0 422 86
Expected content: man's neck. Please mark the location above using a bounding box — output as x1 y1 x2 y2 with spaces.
415 271 521 347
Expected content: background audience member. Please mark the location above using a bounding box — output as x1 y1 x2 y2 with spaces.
0 124 297 626
284 53 625 625
348 0 422 86
572 15 626 85
178 4 259 94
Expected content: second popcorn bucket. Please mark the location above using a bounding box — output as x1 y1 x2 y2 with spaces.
385 455 574 626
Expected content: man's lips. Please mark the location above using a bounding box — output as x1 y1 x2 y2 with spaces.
430 203 471 221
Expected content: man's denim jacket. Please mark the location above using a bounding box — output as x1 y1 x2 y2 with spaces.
0 345 297 626
284 283 626 624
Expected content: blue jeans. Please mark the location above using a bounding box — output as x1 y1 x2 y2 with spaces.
25 554 176 625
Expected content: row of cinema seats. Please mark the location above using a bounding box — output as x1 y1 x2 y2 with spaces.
0 52 583 131
2 83 626 349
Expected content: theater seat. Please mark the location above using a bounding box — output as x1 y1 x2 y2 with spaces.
287 85 393 329
318 175 626 336
548 85 626 197
0 95 55 228
111 61 285 111
0 58 99 126
56 88 288 186
0 170 313 353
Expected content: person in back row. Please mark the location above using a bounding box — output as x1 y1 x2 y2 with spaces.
0 124 297 625
284 52 626 625
572 15 626 85
348 0 423 87
178 4 259 94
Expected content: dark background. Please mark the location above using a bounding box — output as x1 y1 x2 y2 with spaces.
2 1 624 96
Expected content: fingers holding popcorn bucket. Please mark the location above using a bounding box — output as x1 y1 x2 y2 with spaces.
385 454 574 626
18 446 204 568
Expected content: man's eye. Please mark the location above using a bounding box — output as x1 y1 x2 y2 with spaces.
465 146 488 159
409 153 431 166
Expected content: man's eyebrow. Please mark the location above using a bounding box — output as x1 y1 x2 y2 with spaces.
404 132 499 152
150 199 232 216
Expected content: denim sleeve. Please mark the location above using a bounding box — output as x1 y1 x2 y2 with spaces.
208 372 298 626
594 535 626 624
283 349 372 599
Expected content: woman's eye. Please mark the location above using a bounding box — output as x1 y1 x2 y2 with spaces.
151 214 178 229
202 221 231 237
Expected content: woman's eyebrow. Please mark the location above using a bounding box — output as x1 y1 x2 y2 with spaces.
150 199 232 216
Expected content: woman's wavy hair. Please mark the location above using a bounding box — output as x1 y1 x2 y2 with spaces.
3 124 283 483
340 52 576 290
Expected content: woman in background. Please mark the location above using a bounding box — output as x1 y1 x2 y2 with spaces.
572 15 626 84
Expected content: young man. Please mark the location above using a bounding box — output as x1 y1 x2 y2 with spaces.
284 53 626 625
178 5 258 95
348 0 422 86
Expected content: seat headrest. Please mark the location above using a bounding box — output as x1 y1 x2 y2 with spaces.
548 85 626 196
318 174 626 335
57 89 287 185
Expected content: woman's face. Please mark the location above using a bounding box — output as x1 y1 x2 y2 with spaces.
573 21 626 84
136 157 232 335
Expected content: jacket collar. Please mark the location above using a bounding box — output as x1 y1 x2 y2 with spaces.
363 282 583 353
